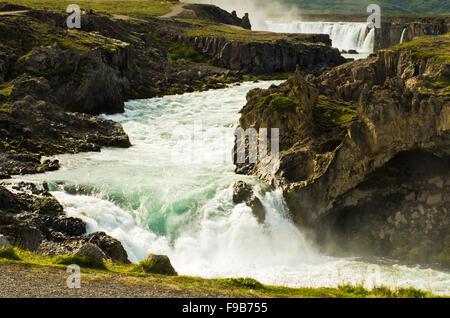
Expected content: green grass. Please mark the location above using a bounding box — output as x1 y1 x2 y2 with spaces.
182 18 324 43
270 94 298 111
0 247 21 260
313 95 358 129
3 1 175 17
273 0 450 15
219 278 264 289
0 247 441 298
167 41 206 64
391 33 450 66
0 83 14 97
137 256 177 276
54 254 107 270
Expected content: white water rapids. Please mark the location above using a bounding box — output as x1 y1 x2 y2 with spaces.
259 21 375 59
17 82 449 295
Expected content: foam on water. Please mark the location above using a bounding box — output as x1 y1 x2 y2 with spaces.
261 21 375 59
18 82 450 295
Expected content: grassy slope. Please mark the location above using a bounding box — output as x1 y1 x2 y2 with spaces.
280 0 450 14
1 0 175 17
0 247 439 298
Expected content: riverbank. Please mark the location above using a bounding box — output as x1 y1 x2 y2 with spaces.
0 248 436 298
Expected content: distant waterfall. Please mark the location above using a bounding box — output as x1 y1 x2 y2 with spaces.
400 28 407 44
262 21 375 54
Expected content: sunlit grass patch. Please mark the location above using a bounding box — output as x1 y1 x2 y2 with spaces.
2 1 175 17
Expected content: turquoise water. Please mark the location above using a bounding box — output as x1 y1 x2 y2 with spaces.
17 82 450 294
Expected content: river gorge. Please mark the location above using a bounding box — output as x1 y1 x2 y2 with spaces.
0 1 449 299
13 81 450 295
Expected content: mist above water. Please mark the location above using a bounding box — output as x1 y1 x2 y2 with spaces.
18 82 450 295
184 0 301 29
185 0 374 56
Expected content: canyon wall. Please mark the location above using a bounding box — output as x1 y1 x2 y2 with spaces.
181 34 345 74
233 34 450 267
376 17 450 49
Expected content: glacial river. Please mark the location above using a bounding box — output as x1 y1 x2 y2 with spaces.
19 81 450 295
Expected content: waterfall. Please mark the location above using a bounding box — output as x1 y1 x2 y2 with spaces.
262 21 375 54
18 81 450 295
400 28 407 44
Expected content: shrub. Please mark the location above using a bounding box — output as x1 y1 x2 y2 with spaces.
54 254 106 270
395 287 427 298
338 284 369 297
138 254 177 276
219 278 264 289
168 42 205 64
270 95 298 111
0 247 21 261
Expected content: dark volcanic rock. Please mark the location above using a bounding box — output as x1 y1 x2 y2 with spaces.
85 232 130 264
232 181 266 223
375 17 450 50
233 34 450 267
0 95 130 177
185 35 345 75
183 4 252 30
0 182 131 263
140 254 178 276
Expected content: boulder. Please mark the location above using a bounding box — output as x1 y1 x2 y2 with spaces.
140 254 177 276
85 231 130 264
0 223 43 251
0 234 12 248
233 33 450 267
232 181 266 223
75 243 107 265
0 185 20 212
242 13 251 30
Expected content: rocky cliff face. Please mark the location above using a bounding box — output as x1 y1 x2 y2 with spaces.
0 182 130 263
234 34 450 267
182 34 344 74
375 17 450 50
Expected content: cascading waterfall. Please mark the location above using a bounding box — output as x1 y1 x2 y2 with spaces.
400 27 407 44
261 21 375 58
18 82 450 295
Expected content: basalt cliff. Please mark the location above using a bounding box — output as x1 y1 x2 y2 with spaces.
0 2 345 263
234 34 450 267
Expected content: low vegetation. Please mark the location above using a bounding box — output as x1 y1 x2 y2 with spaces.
54 254 107 270
0 247 440 298
278 0 450 14
313 95 358 129
391 33 450 66
0 247 21 260
167 41 207 64
2 0 175 17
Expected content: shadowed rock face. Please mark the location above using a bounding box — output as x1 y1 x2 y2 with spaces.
184 35 345 75
0 95 130 178
183 4 252 30
233 34 450 267
0 182 130 263
375 17 450 50
140 254 178 276
232 181 266 223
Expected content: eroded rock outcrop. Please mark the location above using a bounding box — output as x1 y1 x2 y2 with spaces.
234 34 450 267
0 182 130 263
232 181 266 223
375 17 450 50
184 34 345 74
140 254 178 276
0 95 130 178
